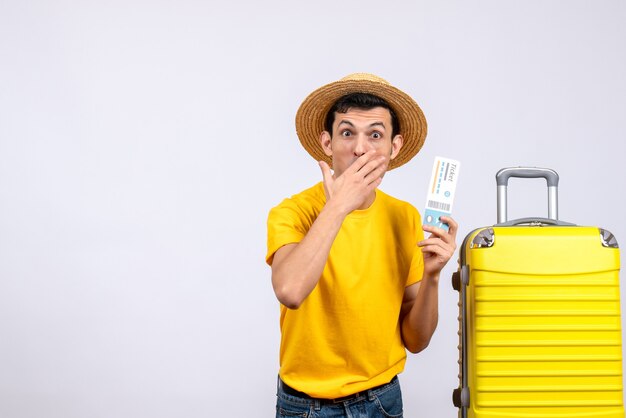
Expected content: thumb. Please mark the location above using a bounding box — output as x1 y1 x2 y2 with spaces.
319 161 333 199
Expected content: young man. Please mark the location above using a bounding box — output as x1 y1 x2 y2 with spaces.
266 73 458 417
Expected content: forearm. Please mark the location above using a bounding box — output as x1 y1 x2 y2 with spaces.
401 274 440 353
271 201 348 309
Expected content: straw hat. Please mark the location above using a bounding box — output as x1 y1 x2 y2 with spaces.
295 73 427 170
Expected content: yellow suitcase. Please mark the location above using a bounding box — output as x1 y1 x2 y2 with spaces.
452 167 624 418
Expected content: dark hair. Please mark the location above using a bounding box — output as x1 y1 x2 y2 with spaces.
324 93 400 137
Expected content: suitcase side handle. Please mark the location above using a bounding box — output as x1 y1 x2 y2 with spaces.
496 167 559 224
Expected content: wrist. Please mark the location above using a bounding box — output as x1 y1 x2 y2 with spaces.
421 272 440 285
323 197 352 218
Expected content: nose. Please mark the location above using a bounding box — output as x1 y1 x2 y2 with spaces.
353 135 371 157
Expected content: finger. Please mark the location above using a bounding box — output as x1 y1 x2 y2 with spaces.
319 161 334 199
420 244 454 260
418 237 455 253
422 224 458 247
439 216 459 238
364 176 383 192
418 233 457 251
347 157 386 188
418 236 444 247
422 224 449 239
319 161 333 183
346 150 379 174
363 158 388 182
356 152 384 174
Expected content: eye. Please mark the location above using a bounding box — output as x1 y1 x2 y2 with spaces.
371 131 382 139
341 130 352 137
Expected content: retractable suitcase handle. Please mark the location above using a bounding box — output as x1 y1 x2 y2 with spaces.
496 167 559 224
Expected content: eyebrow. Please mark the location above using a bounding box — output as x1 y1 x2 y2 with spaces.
369 122 386 130
337 120 355 128
337 120 387 130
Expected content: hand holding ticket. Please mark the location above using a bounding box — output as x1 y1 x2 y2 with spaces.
424 157 460 231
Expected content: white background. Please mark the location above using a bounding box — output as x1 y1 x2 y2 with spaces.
1 1 625 417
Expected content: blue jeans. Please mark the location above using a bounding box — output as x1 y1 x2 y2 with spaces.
275 376 403 417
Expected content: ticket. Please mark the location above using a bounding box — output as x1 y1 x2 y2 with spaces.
423 156 460 231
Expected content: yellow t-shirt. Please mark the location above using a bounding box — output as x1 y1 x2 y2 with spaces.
266 182 424 398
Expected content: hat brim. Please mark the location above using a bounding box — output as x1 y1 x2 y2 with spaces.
295 77 427 170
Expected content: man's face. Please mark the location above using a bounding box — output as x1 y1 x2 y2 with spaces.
319 107 403 178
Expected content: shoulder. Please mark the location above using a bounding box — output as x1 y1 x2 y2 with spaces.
271 183 324 211
288 182 326 208
268 183 325 221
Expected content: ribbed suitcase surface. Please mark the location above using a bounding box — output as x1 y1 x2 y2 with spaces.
464 226 623 417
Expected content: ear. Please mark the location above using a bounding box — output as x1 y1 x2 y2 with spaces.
320 131 333 157
390 134 404 160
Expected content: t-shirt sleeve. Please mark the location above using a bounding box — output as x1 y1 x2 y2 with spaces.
405 208 425 287
265 198 310 266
